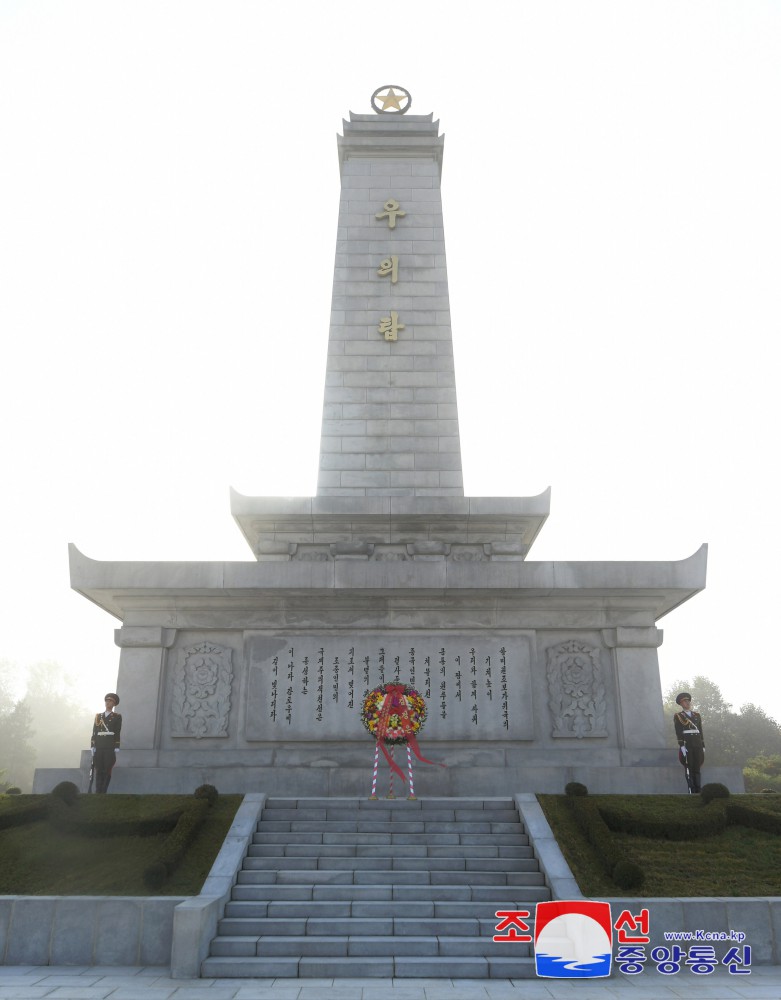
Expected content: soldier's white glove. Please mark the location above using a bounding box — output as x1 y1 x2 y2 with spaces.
90 748 95 756
680 746 688 758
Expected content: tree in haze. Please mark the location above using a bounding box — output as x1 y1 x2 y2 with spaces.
24 661 91 777
0 701 35 790
0 660 36 790
0 660 91 791
743 754 781 793
732 704 781 764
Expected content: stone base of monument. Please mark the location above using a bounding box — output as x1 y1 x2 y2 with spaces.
32 745 744 795
58 518 727 800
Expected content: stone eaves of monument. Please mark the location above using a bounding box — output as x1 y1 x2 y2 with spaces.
40 87 743 795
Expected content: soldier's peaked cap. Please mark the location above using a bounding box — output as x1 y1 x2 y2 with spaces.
675 692 692 706
104 692 120 705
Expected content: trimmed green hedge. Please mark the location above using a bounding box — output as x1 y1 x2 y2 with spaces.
31 786 220 889
562 792 781 892
47 793 185 838
599 799 728 841
0 787 220 860
0 796 48 830
726 801 781 836
563 790 781 888
566 796 645 890
143 798 211 889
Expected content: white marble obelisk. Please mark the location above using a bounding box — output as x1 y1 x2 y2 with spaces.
318 110 462 497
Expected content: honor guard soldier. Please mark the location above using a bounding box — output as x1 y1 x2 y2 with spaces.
91 693 122 793
674 692 704 793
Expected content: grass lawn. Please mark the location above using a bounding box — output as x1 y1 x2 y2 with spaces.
0 794 242 896
539 793 781 897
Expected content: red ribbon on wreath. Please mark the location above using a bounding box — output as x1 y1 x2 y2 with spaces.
375 683 445 782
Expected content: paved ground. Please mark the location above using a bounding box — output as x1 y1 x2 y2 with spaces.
1 967 781 1000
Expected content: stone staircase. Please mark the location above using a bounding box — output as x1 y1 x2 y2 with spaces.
202 796 548 978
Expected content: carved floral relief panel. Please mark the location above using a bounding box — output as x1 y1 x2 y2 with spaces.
546 639 608 738
171 641 233 739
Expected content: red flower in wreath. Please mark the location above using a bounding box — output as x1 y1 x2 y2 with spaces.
361 682 443 783
361 683 427 745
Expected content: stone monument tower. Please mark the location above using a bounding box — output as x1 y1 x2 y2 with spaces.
40 88 739 794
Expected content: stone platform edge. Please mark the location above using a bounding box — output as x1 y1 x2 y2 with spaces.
516 792 781 964
170 793 265 978
0 793 266 971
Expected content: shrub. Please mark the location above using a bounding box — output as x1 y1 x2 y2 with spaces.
600 799 727 841
5 787 22 795
194 784 219 805
743 767 781 793
613 859 645 890
565 781 588 797
67 804 185 839
142 861 168 891
726 801 781 836
142 799 210 888
701 783 730 805
565 796 646 888
50 781 80 805
0 797 47 830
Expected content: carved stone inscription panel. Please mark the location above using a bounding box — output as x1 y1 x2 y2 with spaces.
244 634 533 741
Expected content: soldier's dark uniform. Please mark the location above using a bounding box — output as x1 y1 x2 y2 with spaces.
674 692 704 793
91 693 122 794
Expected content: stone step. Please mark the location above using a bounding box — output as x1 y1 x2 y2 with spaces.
222 899 542 922
248 842 532 858
252 830 529 846
227 884 444 905
224 883 539 908
256 820 521 834
223 918 389 939
263 797 516 811
210 933 532 958
239 856 541 874
260 807 521 824
201 954 537 979
236 868 543 887
231 870 545 890
268 899 534 923
220 900 534 920
217 917 514 937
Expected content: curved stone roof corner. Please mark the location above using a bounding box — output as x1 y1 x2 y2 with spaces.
67 540 707 623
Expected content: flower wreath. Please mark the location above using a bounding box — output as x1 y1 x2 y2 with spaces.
361 683 427 745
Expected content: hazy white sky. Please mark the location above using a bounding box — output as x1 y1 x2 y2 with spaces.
1 1 779 720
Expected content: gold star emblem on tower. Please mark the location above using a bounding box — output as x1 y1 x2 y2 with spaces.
379 88 404 111
371 85 412 115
